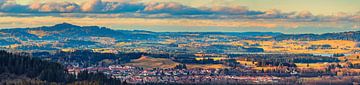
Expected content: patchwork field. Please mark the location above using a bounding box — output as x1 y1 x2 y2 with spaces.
338 54 360 64
236 60 257 67
236 40 359 54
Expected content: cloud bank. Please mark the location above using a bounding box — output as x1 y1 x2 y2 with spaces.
0 0 359 22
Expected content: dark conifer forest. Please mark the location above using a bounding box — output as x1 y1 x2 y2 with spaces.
0 50 123 85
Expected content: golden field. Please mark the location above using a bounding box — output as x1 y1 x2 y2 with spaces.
186 64 230 69
234 40 358 54
126 56 179 69
295 63 329 68
338 54 360 64
195 57 227 61
28 30 50 38
126 56 231 69
236 60 257 67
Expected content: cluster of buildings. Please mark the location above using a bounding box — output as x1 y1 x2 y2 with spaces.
66 65 296 84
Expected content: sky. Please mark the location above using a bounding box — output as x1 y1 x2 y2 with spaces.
0 0 359 34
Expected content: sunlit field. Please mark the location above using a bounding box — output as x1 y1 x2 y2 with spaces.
126 56 179 69
235 40 359 54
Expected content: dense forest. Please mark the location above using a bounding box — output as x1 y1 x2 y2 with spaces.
273 31 360 41
32 50 144 67
0 50 123 85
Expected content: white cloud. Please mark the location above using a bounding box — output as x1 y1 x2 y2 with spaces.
81 0 101 12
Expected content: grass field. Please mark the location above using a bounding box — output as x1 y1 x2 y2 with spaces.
252 67 280 71
186 64 230 69
236 60 257 67
295 63 329 69
28 30 49 38
235 40 358 54
125 56 179 69
338 54 360 64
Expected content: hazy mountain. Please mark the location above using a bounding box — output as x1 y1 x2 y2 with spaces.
0 23 157 48
0 23 125 40
0 23 283 42
0 23 359 51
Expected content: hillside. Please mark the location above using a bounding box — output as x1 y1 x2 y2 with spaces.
0 23 359 52
126 56 180 69
0 23 157 50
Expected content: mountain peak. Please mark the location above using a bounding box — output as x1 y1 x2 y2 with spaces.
53 22 79 28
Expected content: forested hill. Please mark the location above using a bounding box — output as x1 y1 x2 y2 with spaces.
273 31 360 41
0 50 123 85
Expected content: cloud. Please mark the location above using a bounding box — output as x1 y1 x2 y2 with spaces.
0 0 8 3
79 0 145 13
256 9 294 19
29 2 80 12
0 0 260 15
0 0 358 23
0 0 145 13
295 11 313 19
80 0 101 12
142 2 210 15
205 6 263 15
0 2 29 12
349 11 360 22
352 25 360 29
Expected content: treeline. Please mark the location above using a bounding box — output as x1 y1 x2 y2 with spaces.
0 50 123 85
273 31 360 41
32 50 144 67
173 58 222 64
229 54 340 63
32 50 226 66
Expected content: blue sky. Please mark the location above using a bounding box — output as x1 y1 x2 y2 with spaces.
0 0 359 33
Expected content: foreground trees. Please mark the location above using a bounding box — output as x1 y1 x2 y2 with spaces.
0 50 122 85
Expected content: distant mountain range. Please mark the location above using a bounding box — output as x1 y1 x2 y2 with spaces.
0 23 359 51
0 23 155 40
